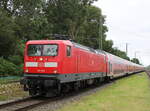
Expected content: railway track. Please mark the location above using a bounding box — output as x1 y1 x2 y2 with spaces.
0 84 111 111
0 96 63 111
0 92 84 111
0 72 142 111
146 70 150 78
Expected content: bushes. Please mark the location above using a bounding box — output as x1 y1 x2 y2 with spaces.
8 55 23 65
0 39 24 76
0 58 23 76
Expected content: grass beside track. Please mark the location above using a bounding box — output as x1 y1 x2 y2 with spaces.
57 72 150 111
0 76 20 84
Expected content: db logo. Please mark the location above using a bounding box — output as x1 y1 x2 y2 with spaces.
38 62 44 67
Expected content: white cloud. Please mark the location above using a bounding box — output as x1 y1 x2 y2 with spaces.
94 0 150 66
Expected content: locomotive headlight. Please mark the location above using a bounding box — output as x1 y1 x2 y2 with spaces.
25 69 29 73
53 70 57 74
39 58 43 61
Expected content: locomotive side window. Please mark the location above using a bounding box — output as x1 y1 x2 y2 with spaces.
28 45 42 56
104 56 107 63
43 45 58 56
67 46 71 56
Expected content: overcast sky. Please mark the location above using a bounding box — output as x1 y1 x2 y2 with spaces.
94 0 150 66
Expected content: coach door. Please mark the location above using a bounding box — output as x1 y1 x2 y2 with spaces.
104 56 107 73
109 62 113 75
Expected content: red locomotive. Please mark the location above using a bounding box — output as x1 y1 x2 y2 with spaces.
21 39 144 96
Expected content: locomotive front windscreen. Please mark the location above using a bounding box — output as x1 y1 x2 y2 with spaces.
27 44 58 56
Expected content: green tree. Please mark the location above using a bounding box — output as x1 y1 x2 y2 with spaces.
45 0 97 40
131 58 140 64
12 0 51 40
112 47 130 60
0 9 18 58
0 0 51 40
77 6 107 49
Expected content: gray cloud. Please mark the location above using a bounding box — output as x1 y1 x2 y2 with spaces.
94 0 150 66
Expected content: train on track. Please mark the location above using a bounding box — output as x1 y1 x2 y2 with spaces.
21 38 144 97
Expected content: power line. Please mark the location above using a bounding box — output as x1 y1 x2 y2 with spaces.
126 43 128 56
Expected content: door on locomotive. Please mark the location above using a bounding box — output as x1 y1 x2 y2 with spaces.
109 62 113 75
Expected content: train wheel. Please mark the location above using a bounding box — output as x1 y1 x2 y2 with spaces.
74 82 80 91
29 89 37 97
61 84 71 93
105 77 111 83
94 78 100 86
56 84 61 96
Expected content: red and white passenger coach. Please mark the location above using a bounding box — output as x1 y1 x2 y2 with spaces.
21 40 144 96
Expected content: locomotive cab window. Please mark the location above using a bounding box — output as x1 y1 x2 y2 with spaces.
67 46 71 56
28 45 42 56
43 44 58 56
27 44 58 56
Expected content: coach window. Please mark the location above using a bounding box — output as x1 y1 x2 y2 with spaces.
67 46 71 56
